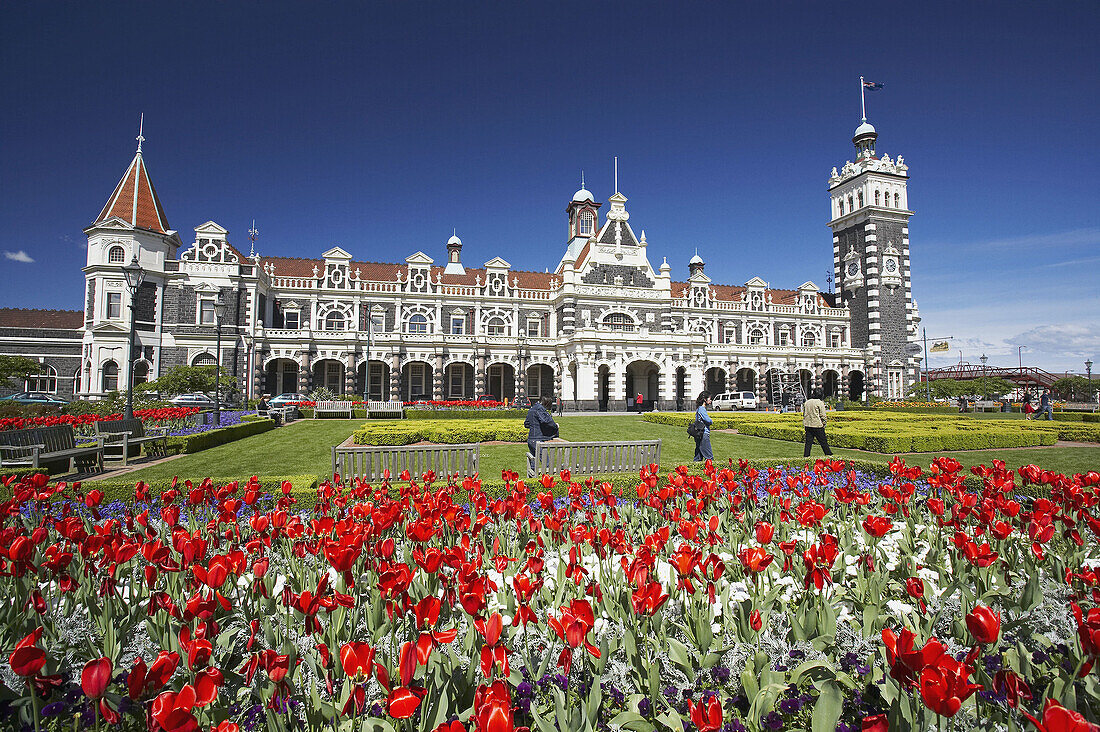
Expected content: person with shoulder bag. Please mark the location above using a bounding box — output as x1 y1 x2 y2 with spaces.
690 391 714 462
802 388 833 457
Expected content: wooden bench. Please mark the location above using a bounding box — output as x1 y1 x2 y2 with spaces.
974 400 1000 413
93 418 170 465
366 400 404 418
315 401 355 419
527 439 661 478
0 425 105 475
333 443 480 482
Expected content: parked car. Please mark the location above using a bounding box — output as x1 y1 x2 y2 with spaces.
269 392 309 408
168 393 218 409
0 391 68 406
711 391 758 411
512 395 532 409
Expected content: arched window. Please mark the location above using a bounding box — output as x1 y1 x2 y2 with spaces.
748 328 765 346
408 314 429 334
578 210 594 236
192 353 217 367
846 196 853 213
324 311 345 331
801 334 816 347
75 368 83 395
857 191 864 208
602 313 635 332
108 246 126 263
487 317 506 336
26 364 57 393
894 192 900 208
133 361 150 385
101 361 119 392
874 190 880 206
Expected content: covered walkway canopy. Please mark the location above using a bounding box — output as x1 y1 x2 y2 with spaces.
926 364 1057 390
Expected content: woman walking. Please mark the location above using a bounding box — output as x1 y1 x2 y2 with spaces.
693 391 713 462
802 388 833 457
1022 391 1034 420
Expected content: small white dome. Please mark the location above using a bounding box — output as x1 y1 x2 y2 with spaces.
447 234 462 246
572 187 594 203
854 121 877 137
689 253 705 265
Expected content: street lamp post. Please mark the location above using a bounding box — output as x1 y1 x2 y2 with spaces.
213 295 227 426
121 256 146 420
1087 359 1094 406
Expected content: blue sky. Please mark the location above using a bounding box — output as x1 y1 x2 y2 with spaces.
2 2 1097 372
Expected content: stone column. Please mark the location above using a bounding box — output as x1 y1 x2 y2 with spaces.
344 356 356 396
840 363 849 401
299 352 311 394
475 353 486 396
813 360 822 390
756 361 768 406
390 352 401 401
434 353 444 400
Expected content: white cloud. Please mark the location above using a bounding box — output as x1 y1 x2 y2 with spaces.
925 227 1100 252
1008 324 1100 359
2 250 34 263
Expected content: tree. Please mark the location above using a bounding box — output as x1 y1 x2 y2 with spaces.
906 378 968 400
0 355 42 387
1052 376 1099 402
968 376 1018 399
141 364 239 400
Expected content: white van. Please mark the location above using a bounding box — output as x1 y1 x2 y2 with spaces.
711 391 758 411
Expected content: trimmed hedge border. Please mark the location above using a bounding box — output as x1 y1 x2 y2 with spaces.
168 419 276 454
78 474 318 504
1054 412 1100 423
351 419 526 445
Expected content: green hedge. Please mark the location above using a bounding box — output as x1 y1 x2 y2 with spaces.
1053 412 1100 423
80 474 319 504
405 409 527 420
167 419 276 454
351 419 526 445
642 411 1061 452
0 467 49 481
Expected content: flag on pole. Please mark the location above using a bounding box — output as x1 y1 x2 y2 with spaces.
930 341 950 353
862 80 884 90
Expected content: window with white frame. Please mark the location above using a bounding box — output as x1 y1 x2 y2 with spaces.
578 210 594 236
801 333 816 347
450 316 466 335
283 310 300 330
408 363 428 398
526 317 541 338
887 368 903 399
723 326 736 344
487 317 506 336
408 314 429 334
370 312 385 332
25 364 57 393
133 362 149 385
101 361 119 392
748 328 765 346
108 246 126 263
778 330 791 347
324 311 345 331
894 192 900 208
829 331 841 348
192 353 217 367
106 292 122 320
198 298 216 325
602 313 635 332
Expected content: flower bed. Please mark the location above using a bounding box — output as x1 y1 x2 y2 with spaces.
351 418 526 445
1 457 1098 731
0 406 200 433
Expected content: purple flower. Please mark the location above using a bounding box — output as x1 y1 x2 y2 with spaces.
779 697 802 714
764 711 784 730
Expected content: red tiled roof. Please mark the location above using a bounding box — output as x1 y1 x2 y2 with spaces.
261 256 555 290
0 308 84 330
94 152 171 234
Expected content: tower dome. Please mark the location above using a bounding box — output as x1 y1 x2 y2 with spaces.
572 187 594 203
853 120 876 138
447 233 462 247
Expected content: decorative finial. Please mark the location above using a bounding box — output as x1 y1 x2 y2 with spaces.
136 113 145 153
581 170 585 188
613 157 618 194
248 220 258 257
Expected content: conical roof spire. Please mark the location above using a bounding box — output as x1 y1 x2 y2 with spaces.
93 117 171 233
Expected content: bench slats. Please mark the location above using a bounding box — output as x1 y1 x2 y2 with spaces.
333 443 480 482
527 440 660 478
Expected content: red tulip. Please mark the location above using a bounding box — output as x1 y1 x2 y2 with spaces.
9 627 46 677
862 714 888 732
905 577 927 613
754 521 774 545
861 515 894 538
882 627 946 688
340 642 376 680
473 681 513 732
387 686 423 719
689 694 723 732
81 657 112 699
992 669 1032 709
630 581 669 617
1022 698 1096 732
547 598 600 676
919 655 981 717
749 609 762 631
737 546 773 575
802 535 839 590
965 605 1001 645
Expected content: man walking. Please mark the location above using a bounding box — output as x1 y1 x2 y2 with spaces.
803 388 833 457
1034 389 1054 420
525 395 560 472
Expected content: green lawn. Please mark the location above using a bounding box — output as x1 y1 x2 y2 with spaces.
110 413 1100 484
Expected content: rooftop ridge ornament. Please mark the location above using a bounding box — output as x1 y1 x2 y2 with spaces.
248 219 258 257
136 113 145 153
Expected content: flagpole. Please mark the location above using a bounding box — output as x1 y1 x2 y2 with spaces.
860 76 866 121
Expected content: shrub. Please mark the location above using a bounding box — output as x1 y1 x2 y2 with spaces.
405 408 527 420
168 419 275 453
351 419 526 445
75 474 319 504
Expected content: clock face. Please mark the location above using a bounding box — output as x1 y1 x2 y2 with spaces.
847 262 859 276
885 259 897 273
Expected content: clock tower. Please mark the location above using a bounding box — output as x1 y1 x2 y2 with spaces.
827 116 919 400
